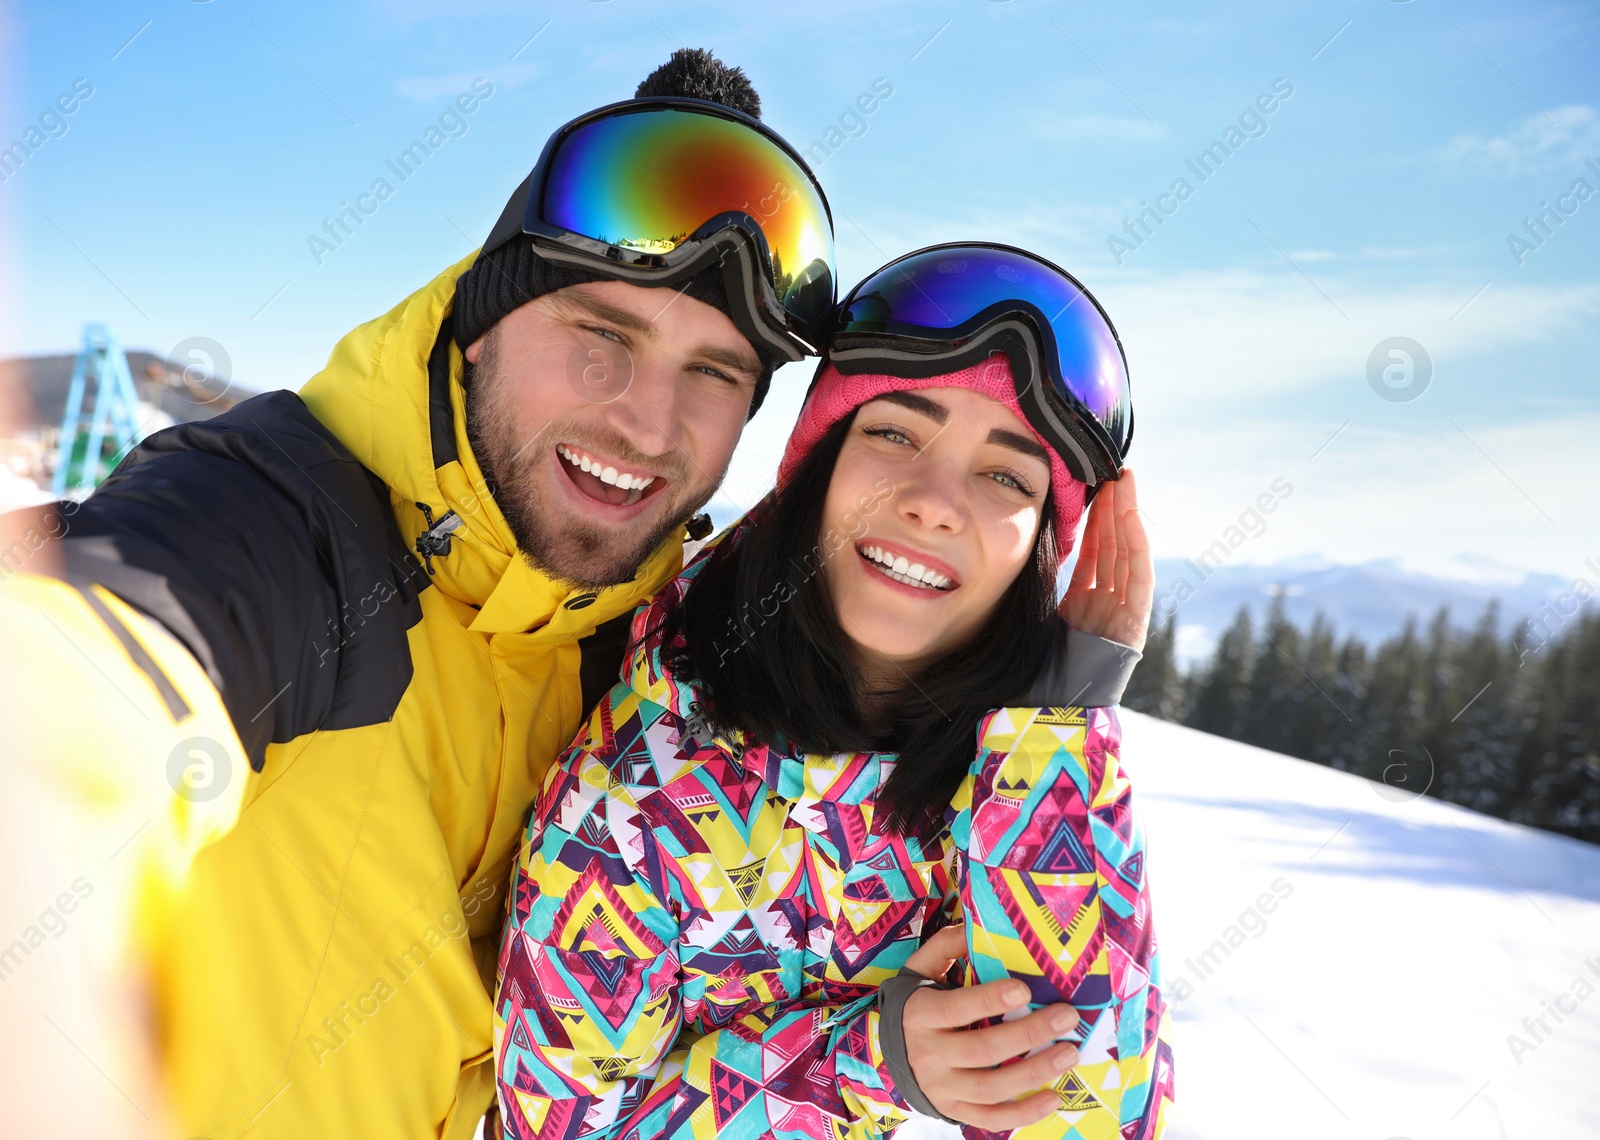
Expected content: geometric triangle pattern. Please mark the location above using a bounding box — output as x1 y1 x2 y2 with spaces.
709 1059 762 1129
494 522 1175 1140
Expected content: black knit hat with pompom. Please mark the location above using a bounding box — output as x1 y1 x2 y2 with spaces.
453 50 781 413
634 48 759 116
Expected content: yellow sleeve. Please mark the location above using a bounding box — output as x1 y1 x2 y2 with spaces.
0 571 252 1135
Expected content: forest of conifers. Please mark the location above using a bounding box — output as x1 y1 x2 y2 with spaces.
1124 598 1600 844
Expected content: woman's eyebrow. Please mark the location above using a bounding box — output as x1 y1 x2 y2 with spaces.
987 428 1048 463
875 390 948 423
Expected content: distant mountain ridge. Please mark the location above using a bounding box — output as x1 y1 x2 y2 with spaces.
1153 552 1597 663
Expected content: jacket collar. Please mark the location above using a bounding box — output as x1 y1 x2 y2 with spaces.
298 252 682 637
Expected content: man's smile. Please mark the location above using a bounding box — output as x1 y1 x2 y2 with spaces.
555 442 664 508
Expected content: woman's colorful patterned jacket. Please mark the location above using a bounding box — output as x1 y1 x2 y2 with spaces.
493 526 1176 1140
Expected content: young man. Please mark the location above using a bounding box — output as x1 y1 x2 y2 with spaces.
0 50 835 1140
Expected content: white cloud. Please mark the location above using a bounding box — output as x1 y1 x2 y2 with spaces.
1097 269 1600 409
1435 104 1600 178
1129 410 1600 577
1090 271 1597 575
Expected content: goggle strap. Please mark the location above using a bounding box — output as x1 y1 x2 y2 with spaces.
531 232 806 363
828 322 1118 483
481 171 535 260
991 321 1122 485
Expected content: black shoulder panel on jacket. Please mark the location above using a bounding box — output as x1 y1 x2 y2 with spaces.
39 390 430 769
577 613 635 721
428 315 459 468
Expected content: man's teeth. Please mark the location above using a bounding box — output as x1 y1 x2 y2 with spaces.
558 445 656 491
859 545 953 590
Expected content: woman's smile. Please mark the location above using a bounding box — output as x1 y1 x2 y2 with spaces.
855 539 960 593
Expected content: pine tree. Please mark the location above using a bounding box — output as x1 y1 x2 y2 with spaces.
1354 616 1429 792
1510 611 1600 841
1320 635 1369 772
1436 602 1517 816
1294 613 1349 765
1417 607 1462 806
1235 592 1305 756
1186 605 1255 739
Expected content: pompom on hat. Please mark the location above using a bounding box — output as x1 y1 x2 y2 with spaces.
778 356 1089 567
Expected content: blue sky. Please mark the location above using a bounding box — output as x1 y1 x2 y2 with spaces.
3 0 1597 580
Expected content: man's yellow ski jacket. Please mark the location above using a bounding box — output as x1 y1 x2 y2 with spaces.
0 253 683 1138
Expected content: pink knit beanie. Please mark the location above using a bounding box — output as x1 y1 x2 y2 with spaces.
778 357 1088 565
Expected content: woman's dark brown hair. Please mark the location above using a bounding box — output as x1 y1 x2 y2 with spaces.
662 414 1059 839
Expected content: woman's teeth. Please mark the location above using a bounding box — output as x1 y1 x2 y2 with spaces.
558 445 656 491
859 545 953 591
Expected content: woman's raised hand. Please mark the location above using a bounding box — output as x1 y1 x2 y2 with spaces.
1060 466 1153 652
899 924 1080 1130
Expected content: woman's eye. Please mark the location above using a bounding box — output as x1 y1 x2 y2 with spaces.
988 469 1037 496
864 426 914 446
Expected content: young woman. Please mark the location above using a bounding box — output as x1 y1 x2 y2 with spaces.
493 244 1174 1140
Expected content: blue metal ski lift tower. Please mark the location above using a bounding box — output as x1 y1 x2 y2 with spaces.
51 322 144 497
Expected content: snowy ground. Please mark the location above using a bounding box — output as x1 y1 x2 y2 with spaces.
905 711 1600 1140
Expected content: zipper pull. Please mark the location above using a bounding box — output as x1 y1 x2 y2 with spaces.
414 502 463 574
683 700 711 749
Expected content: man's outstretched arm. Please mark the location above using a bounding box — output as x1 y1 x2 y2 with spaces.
4 390 422 767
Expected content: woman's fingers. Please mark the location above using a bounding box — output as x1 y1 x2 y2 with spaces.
904 977 1030 1032
945 1041 1079 1106
1059 469 1158 650
1116 464 1139 512
1111 469 1132 595
1061 483 1108 626
1093 478 1118 594
1119 473 1155 649
904 924 967 982
901 984 1084 1128
941 1003 1079 1068
1066 491 1102 595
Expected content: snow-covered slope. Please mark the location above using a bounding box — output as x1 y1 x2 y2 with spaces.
904 711 1600 1140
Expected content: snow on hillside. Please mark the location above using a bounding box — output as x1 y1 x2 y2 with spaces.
904 711 1600 1140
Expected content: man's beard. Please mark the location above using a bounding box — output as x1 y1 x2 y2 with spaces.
464 331 719 590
